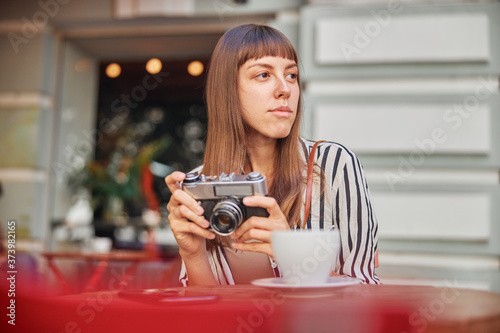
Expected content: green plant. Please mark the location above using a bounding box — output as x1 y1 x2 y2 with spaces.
68 137 170 208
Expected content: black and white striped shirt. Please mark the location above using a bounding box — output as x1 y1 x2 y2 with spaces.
299 138 380 284
180 138 380 285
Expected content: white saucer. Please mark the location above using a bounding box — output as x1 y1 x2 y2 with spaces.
251 276 361 298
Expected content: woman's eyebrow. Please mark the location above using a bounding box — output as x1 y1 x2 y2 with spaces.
247 63 273 70
246 62 297 70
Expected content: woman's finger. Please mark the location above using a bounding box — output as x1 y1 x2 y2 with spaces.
165 171 184 188
231 216 275 240
231 212 289 239
242 196 283 217
171 218 216 240
178 205 209 228
231 241 272 257
167 190 205 223
233 225 272 243
168 185 208 220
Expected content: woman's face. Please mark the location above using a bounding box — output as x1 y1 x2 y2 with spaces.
238 56 299 142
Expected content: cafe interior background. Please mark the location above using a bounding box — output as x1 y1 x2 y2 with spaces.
0 0 499 294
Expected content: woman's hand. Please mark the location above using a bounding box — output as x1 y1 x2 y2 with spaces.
165 171 216 259
230 196 289 256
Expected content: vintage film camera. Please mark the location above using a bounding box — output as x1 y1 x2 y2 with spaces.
181 171 269 236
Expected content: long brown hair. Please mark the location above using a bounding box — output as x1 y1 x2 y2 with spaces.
203 24 306 247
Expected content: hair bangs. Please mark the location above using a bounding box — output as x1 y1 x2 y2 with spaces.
237 25 297 68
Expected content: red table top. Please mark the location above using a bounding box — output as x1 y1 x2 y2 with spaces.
42 251 151 262
5 283 500 333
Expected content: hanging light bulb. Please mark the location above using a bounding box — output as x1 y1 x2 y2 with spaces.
146 58 162 74
105 63 121 78
187 60 204 77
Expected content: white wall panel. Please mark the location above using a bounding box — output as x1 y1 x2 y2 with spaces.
307 76 499 96
316 13 490 64
313 103 491 154
379 252 500 270
364 169 499 186
372 192 491 240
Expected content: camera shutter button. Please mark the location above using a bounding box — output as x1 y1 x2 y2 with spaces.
247 172 263 181
184 173 200 183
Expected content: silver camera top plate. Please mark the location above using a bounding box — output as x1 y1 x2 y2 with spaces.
182 172 268 200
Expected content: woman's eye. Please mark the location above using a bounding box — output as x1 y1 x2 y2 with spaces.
287 73 298 80
256 73 269 79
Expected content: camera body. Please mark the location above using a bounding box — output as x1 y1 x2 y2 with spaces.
181 171 269 236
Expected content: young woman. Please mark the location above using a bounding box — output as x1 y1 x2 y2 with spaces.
165 24 380 286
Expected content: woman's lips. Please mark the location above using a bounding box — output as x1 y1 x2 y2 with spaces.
269 106 293 118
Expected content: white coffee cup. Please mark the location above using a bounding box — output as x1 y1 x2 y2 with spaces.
271 229 340 286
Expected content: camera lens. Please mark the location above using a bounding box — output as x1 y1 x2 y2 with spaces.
216 215 231 227
210 198 243 236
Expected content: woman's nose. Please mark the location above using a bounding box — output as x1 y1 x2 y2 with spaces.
275 77 291 99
